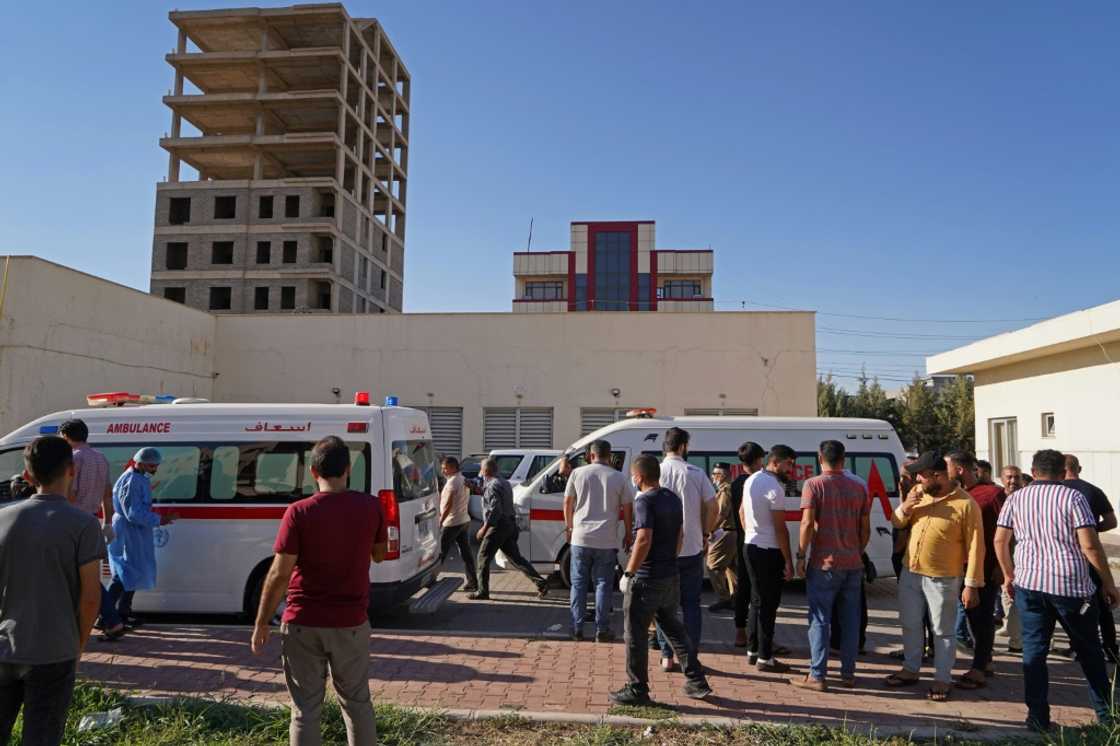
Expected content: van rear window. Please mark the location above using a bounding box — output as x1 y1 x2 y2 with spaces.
392 440 438 502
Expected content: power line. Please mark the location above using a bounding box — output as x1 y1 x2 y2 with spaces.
818 327 985 341
732 299 1047 325
816 348 932 356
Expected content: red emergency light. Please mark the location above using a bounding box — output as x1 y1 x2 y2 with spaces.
354 391 371 406
347 422 369 433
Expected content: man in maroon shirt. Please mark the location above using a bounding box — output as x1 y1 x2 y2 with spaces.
251 436 388 746
946 451 1004 690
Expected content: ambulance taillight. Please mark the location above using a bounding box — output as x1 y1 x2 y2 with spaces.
378 490 401 560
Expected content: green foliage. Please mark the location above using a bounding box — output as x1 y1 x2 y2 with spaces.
818 372 974 454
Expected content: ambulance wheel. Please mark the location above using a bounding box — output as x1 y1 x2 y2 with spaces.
245 564 284 625
558 546 572 589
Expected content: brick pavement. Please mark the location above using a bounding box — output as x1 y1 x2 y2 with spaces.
79 564 1107 737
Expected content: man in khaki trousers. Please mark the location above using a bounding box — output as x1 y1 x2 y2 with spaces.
706 463 738 613
251 436 388 746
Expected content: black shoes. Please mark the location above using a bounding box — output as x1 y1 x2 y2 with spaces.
684 679 713 700
708 599 733 613
609 686 653 706
595 630 616 643
571 629 585 642
466 592 490 601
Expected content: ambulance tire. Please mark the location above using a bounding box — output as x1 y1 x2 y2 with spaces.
244 560 284 625
558 546 572 589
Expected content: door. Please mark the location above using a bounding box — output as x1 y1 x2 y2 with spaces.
989 418 1019 475
390 438 441 582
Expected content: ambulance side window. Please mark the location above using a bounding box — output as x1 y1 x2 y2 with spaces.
256 451 299 495
98 445 201 503
0 448 25 500
301 444 369 495
210 446 239 500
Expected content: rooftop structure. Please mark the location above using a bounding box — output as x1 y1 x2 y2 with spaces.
149 3 409 314
512 221 714 312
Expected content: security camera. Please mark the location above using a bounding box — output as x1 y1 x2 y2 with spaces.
331 387 341 396
610 387 621 398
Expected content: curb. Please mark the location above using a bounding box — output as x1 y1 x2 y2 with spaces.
124 694 1040 743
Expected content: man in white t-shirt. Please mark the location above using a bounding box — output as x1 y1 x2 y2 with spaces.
564 440 634 641
654 427 717 671
742 444 796 672
439 457 478 593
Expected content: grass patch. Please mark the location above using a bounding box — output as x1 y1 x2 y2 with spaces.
606 703 678 721
10 684 1120 745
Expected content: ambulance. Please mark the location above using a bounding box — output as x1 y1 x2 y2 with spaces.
509 412 907 586
0 392 453 619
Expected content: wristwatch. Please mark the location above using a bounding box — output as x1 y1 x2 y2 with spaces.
622 571 635 579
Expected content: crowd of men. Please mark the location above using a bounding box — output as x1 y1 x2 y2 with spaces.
1 420 1117 744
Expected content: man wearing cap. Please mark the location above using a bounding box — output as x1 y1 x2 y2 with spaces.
885 450 984 702
105 448 177 629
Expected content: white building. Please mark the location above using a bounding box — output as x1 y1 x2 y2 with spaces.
928 299 1120 510
0 256 816 457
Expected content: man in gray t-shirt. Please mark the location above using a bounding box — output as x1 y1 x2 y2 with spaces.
564 440 634 641
0 437 105 746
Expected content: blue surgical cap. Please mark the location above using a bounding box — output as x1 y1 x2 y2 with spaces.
133 447 163 465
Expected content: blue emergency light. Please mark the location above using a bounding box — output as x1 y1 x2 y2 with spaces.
39 425 59 435
384 396 399 407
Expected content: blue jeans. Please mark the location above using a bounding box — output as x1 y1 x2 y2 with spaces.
806 567 861 680
657 552 704 657
569 545 617 634
955 599 973 644
1017 587 1113 727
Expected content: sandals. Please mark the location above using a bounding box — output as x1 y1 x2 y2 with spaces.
928 686 951 702
884 671 919 687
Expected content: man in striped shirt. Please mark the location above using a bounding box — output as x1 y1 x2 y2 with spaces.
994 449 1120 732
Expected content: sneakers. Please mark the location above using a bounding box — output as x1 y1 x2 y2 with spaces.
536 582 550 599
571 629 585 642
466 592 490 601
708 599 733 613
747 652 758 665
683 679 712 700
609 686 653 706
756 659 792 674
595 630 616 643
660 657 678 672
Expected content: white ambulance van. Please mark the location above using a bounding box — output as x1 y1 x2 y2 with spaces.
0 392 449 619
511 414 906 586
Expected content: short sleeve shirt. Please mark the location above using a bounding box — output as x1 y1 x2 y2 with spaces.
1063 478 1113 523
565 463 634 550
743 470 785 549
997 481 1097 598
440 474 470 528
633 487 683 580
801 471 869 571
0 494 106 664
71 446 110 516
659 455 716 557
274 490 387 627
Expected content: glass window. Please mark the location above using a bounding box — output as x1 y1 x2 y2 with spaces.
210 445 239 500
526 455 552 481
593 231 632 311
302 444 370 495
392 440 438 502
99 446 201 502
256 452 298 495
660 280 702 300
0 448 26 500
524 281 565 301
491 455 523 480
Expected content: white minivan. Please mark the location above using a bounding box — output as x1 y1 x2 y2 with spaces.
510 414 906 585
0 393 447 618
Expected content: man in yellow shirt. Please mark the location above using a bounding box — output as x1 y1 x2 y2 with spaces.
884 450 984 702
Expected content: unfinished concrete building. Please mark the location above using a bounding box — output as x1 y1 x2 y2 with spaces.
149 4 409 314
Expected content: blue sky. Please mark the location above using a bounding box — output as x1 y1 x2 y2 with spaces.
3 1 1118 387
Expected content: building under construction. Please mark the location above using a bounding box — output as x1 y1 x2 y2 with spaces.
150 3 409 314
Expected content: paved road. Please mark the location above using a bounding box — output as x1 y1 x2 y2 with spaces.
81 558 1107 736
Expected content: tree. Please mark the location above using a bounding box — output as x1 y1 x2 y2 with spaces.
937 375 975 454
899 375 943 453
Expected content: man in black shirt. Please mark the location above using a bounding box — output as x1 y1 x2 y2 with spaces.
612 455 711 706
1064 454 1118 662
730 442 765 648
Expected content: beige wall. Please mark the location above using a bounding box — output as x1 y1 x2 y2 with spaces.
972 341 1120 510
0 257 216 435
212 310 816 454
0 257 816 456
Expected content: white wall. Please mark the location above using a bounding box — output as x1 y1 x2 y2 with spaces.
212 310 816 454
973 341 1120 510
0 257 216 435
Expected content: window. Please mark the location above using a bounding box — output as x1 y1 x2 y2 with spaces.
99 446 202 502
211 241 234 265
254 287 269 310
483 408 553 450
357 297 366 313
989 417 1019 475
526 455 553 481
315 236 333 263
258 195 274 219
1041 412 1056 438
255 451 299 494
280 286 296 309
214 195 236 219
391 440 438 502
381 233 388 253
283 241 297 263
301 445 368 495
491 455 523 480
163 287 186 304
524 281 565 301
379 270 386 289
659 280 702 300
209 286 232 310
256 241 271 264
165 242 188 270
593 230 632 311
0 448 24 499
168 197 191 225
285 195 300 218
312 281 331 310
